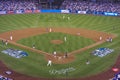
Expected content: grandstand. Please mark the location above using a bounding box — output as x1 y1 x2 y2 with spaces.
0 0 119 15
60 0 120 13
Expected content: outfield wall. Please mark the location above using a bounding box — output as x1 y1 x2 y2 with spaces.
0 9 119 16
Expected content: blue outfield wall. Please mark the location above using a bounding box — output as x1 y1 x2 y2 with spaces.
0 11 7 14
0 9 119 17
15 10 40 14
41 9 61 13
104 12 118 16
118 13 120 16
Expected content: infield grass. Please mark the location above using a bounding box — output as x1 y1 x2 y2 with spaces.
17 32 95 53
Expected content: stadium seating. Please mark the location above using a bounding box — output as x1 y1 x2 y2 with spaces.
60 0 120 13
0 0 38 11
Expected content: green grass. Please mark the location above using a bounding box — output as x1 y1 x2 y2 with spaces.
17 32 95 53
0 13 120 78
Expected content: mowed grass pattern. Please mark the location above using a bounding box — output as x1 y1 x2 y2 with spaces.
17 32 95 53
0 13 120 78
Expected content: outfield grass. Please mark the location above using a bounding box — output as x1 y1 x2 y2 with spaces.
0 13 120 78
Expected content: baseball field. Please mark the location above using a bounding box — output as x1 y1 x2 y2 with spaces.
0 13 120 80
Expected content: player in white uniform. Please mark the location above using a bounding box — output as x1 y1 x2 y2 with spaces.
10 35 13 40
53 51 57 58
47 59 52 66
5 40 8 45
68 17 70 20
64 36 67 42
63 16 65 19
99 36 102 41
49 28 52 32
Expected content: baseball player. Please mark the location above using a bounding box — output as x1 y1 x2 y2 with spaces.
53 51 57 58
1 40 5 46
86 59 90 65
109 37 112 42
63 15 65 19
47 59 52 66
99 36 102 41
32 44 35 49
64 52 68 58
49 28 52 32
10 35 13 40
5 40 8 45
68 17 70 20
64 36 67 42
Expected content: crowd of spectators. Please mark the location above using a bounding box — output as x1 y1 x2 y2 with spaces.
0 0 38 11
0 0 120 14
60 0 120 13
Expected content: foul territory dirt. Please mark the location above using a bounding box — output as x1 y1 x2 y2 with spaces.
0 27 117 80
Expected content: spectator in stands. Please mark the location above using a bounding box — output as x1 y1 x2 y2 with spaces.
60 0 120 13
0 0 120 14
0 0 38 11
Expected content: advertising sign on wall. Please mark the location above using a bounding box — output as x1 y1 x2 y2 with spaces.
33 10 40 13
61 10 70 13
0 11 6 14
25 10 32 13
41 9 61 13
104 12 118 16
8 11 14 14
16 10 23 14
78 11 86 14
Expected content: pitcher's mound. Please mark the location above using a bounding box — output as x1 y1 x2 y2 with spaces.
51 40 63 44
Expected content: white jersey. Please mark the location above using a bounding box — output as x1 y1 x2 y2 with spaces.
49 28 52 32
99 36 102 41
54 51 56 55
63 16 65 19
47 60 52 66
10 36 13 40
64 37 67 42
68 17 70 20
